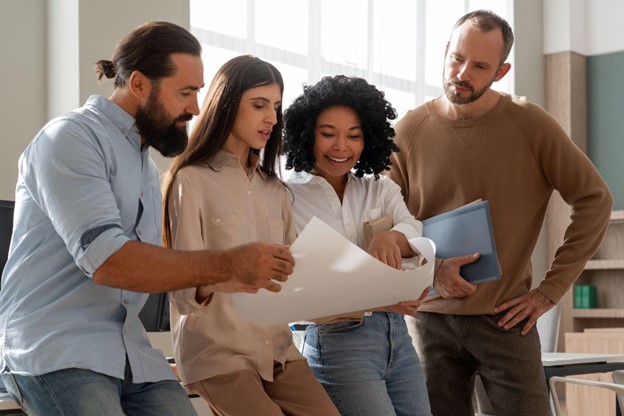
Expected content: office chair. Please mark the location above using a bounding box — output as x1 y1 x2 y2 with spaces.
548 370 624 416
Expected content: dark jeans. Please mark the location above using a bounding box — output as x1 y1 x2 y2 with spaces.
414 312 549 416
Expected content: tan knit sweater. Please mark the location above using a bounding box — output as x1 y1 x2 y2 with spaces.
389 93 613 315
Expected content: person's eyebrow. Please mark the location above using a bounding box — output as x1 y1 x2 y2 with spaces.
179 84 204 92
317 124 362 130
250 96 282 107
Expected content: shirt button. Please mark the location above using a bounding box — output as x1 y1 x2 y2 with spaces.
215 218 222 224
264 340 271 346
247 190 252 195
123 298 129 304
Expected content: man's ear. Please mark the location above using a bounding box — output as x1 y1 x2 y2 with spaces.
128 71 150 99
495 62 511 82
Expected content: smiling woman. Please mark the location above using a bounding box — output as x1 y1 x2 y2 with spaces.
312 105 365 198
282 74 432 415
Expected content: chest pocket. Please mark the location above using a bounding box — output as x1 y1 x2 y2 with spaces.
362 207 382 223
203 214 241 249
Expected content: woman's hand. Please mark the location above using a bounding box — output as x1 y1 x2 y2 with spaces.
368 230 411 270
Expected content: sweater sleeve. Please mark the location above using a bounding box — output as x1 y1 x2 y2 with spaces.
522 103 613 303
388 111 416 205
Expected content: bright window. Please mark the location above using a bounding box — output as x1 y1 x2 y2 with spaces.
190 0 514 120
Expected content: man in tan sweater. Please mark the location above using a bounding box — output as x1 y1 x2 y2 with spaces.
389 9 613 416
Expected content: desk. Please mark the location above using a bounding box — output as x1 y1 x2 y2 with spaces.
543 352 624 378
542 352 624 416
0 392 22 415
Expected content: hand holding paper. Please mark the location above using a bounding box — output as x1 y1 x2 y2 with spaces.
231 217 435 327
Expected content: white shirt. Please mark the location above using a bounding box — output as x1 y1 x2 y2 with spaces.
287 171 422 248
286 171 423 323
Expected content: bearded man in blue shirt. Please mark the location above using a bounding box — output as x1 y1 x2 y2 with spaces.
0 21 295 416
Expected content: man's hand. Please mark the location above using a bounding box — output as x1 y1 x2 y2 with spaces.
432 253 479 298
494 289 555 335
218 242 295 293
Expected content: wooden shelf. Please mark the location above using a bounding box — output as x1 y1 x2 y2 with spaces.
571 308 624 318
584 259 624 270
561 210 624 344
611 210 624 222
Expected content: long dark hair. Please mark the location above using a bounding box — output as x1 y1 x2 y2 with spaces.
162 55 284 248
94 21 201 87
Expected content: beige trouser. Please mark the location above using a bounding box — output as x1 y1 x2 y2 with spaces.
188 360 340 416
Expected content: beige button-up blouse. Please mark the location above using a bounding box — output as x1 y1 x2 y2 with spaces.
167 150 303 385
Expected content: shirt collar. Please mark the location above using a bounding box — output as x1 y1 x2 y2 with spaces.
206 150 267 179
288 170 354 185
85 95 142 150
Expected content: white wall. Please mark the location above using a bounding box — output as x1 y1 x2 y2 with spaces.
0 0 190 202
513 0 545 106
544 0 624 56
0 0 47 200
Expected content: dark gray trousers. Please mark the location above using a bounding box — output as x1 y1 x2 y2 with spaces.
414 312 549 416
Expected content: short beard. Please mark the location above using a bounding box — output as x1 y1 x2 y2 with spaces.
135 84 192 157
443 78 494 105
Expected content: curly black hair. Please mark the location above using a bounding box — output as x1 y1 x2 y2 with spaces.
283 75 398 179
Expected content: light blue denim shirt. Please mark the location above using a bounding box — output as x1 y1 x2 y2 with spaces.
0 95 175 383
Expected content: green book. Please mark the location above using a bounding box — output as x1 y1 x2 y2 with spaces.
576 285 597 308
573 285 583 308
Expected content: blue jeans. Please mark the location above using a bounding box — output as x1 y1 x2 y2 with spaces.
1 364 197 416
302 312 432 416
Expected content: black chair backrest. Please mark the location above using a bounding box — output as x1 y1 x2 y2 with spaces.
0 200 14 278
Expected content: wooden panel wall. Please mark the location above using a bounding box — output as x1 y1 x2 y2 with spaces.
543 51 588 341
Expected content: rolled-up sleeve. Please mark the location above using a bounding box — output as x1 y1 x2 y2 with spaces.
22 118 130 277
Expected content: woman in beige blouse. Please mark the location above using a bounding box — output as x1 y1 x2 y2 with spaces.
161 56 339 416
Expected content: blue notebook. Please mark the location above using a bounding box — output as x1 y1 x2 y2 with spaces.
423 200 500 285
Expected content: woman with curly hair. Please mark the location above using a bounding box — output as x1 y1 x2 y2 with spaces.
162 56 340 416
283 75 432 416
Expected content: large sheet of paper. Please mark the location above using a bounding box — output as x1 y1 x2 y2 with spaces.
231 217 435 327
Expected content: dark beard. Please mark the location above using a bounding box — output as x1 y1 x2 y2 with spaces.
135 87 192 157
443 79 493 105
444 72 496 105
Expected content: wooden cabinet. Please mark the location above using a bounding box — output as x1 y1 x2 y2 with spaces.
556 210 624 335
564 330 624 416
562 210 624 333
560 212 624 416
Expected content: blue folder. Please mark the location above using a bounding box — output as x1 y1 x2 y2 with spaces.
423 200 500 285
